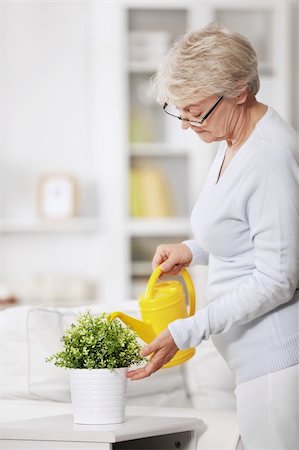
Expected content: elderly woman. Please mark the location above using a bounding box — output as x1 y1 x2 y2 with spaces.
127 24 299 450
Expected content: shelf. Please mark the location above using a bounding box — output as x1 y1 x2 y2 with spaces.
258 64 274 76
131 261 152 276
130 143 189 157
128 61 158 73
126 218 191 236
0 218 101 235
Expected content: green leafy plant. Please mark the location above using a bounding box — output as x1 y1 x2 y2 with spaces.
46 311 145 370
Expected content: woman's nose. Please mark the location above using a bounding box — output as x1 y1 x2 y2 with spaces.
181 119 191 130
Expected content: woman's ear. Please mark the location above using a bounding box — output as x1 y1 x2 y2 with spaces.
235 86 249 105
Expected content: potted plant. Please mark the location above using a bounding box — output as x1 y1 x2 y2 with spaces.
46 310 144 425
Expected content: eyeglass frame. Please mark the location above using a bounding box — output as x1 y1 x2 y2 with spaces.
163 95 224 126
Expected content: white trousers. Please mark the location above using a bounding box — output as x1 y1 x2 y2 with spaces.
235 364 299 450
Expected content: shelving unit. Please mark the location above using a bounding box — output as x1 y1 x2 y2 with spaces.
1 1 295 306
125 4 192 297
0 218 101 235
124 0 292 299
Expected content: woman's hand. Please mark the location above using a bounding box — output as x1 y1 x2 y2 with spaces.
126 329 178 380
152 243 193 275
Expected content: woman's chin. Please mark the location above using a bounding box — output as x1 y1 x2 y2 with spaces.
194 130 215 142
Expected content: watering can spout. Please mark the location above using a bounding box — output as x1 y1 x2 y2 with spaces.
108 311 156 344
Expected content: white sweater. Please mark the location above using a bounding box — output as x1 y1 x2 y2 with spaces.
168 107 299 384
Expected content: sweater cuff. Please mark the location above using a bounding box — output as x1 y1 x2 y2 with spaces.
168 310 211 350
182 240 209 266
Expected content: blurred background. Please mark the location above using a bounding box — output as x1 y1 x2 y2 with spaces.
0 0 298 309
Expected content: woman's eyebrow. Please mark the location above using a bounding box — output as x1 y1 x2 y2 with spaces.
182 104 200 111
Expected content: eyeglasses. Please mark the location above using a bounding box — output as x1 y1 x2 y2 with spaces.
163 96 223 126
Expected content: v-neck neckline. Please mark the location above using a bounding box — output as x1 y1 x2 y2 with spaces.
215 147 238 184
214 145 233 185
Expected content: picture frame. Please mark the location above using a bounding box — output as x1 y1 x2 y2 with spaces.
37 173 78 220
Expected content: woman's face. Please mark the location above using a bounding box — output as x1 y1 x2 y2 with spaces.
179 95 237 143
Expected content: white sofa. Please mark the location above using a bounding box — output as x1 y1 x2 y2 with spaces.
0 303 240 449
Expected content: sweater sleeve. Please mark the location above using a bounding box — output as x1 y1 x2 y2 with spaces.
169 149 299 349
182 239 209 266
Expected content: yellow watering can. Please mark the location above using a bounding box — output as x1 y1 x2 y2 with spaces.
109 266 196 368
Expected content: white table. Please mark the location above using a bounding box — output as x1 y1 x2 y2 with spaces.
0 413 205 449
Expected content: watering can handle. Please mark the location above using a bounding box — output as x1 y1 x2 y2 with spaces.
144 266 196 317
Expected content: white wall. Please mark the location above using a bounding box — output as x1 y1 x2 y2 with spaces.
292 0 299 131
0 1 128 302
1 1 127 220
2 3 91 218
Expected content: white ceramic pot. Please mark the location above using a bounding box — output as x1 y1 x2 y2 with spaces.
69 368 128 425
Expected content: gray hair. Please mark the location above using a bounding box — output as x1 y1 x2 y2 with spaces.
151 23 260 107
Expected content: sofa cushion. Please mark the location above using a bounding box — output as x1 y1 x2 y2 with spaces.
183 339 236 410
0 304 191 407
0 306 31 398
27 307 74 402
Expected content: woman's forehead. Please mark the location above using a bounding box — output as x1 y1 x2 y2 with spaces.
180 97 208 110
